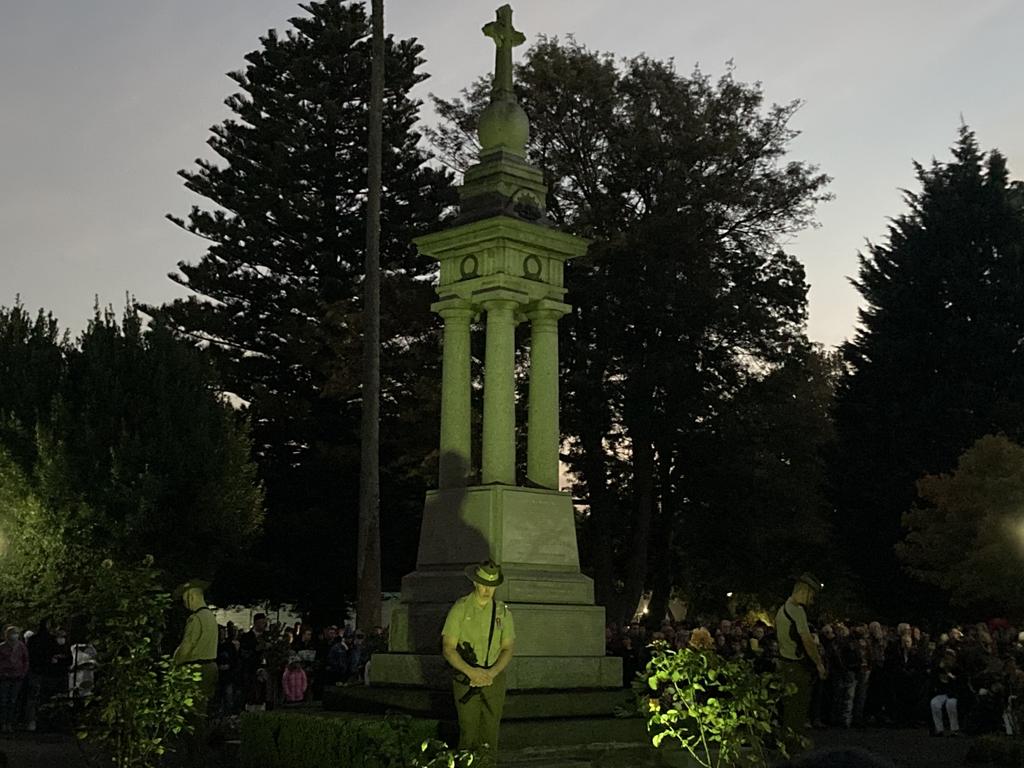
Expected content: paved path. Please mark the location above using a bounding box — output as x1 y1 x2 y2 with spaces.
0 726 978 768
498 727 977 768
0 732 91 768
811 727 973 768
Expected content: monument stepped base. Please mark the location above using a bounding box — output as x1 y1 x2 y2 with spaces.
368 652 622 690
322 685 650 757
323 685 634 720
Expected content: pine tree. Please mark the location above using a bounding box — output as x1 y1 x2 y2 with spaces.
148 0 453 611
833 126 1024 616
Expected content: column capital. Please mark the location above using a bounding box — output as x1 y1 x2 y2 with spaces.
479 298 521 314
525 298 570 324
431 297 476 320
473 286 529 312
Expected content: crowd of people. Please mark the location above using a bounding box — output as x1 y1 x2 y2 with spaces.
607 616 1024 737
6 607 1024 743
0 614 388 733
0 621 98 734
212 614 387 714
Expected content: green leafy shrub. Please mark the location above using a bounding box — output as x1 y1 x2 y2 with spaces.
639 642 794 768
0 445 205 767
239 711 438 768
72 555 204 768
406 737 482 768
411 738 480 768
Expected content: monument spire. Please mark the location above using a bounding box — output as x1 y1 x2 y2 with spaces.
482 4 525 100
476 5 529 158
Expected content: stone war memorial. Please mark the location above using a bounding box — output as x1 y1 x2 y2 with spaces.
352 3 629 742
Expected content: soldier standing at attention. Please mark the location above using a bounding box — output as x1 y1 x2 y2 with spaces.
776 572 827 747
172 578 219 705
442 560 515 758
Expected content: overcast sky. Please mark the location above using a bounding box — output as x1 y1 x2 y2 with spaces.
2 0 1022 348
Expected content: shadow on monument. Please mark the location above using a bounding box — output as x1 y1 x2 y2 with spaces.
328 452 488 726
409 450 483 733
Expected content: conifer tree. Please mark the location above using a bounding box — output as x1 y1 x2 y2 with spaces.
833 127 1024 615
149 0 453 610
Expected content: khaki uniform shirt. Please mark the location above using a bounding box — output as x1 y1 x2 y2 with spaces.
442 594 515 668
173 606 219 664
775 598 810 661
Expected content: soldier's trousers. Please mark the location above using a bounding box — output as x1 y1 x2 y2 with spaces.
453 670 507 754
780 659 813 738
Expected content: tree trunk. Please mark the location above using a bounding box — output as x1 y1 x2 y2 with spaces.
645 443 674 624
614 421 655 626
356 0 384 631
579 418 615 609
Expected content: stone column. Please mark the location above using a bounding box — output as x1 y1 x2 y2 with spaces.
436 301 475 488
526 304 565 489
481 298 519 485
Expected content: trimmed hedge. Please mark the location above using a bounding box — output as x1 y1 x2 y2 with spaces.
240 711 439 768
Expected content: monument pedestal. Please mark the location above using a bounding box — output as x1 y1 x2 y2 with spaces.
368 485 621 691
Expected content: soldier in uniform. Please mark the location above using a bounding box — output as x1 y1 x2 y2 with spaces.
441 560 515 758
776 572 826 746
172 578 219 706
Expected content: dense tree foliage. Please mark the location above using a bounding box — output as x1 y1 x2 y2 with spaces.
0 303 68 470
432 39 832 621
899 435 1024 617
670 348 838 616
148 0 454 613
833 128 1024 617
0 302 263 593
0 442 69 619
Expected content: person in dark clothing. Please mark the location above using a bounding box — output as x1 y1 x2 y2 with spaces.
831 625 860 728
216 624 242 715
292 626 315 654
886 632 926 727
239 613 268 710
929 648 962 736
313 626 339 698
864 622 891 725
327 635 350 686
24 621 59 731
619 634 640 688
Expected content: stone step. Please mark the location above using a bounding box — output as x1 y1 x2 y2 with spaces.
498 742 660 768
369 653 622 689
323 685 635 720
498 718 648 750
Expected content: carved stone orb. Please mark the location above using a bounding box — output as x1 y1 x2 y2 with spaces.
478 98 529 156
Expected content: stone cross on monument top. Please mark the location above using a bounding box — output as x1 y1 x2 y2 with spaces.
483 4 525 99
476 5 529 156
